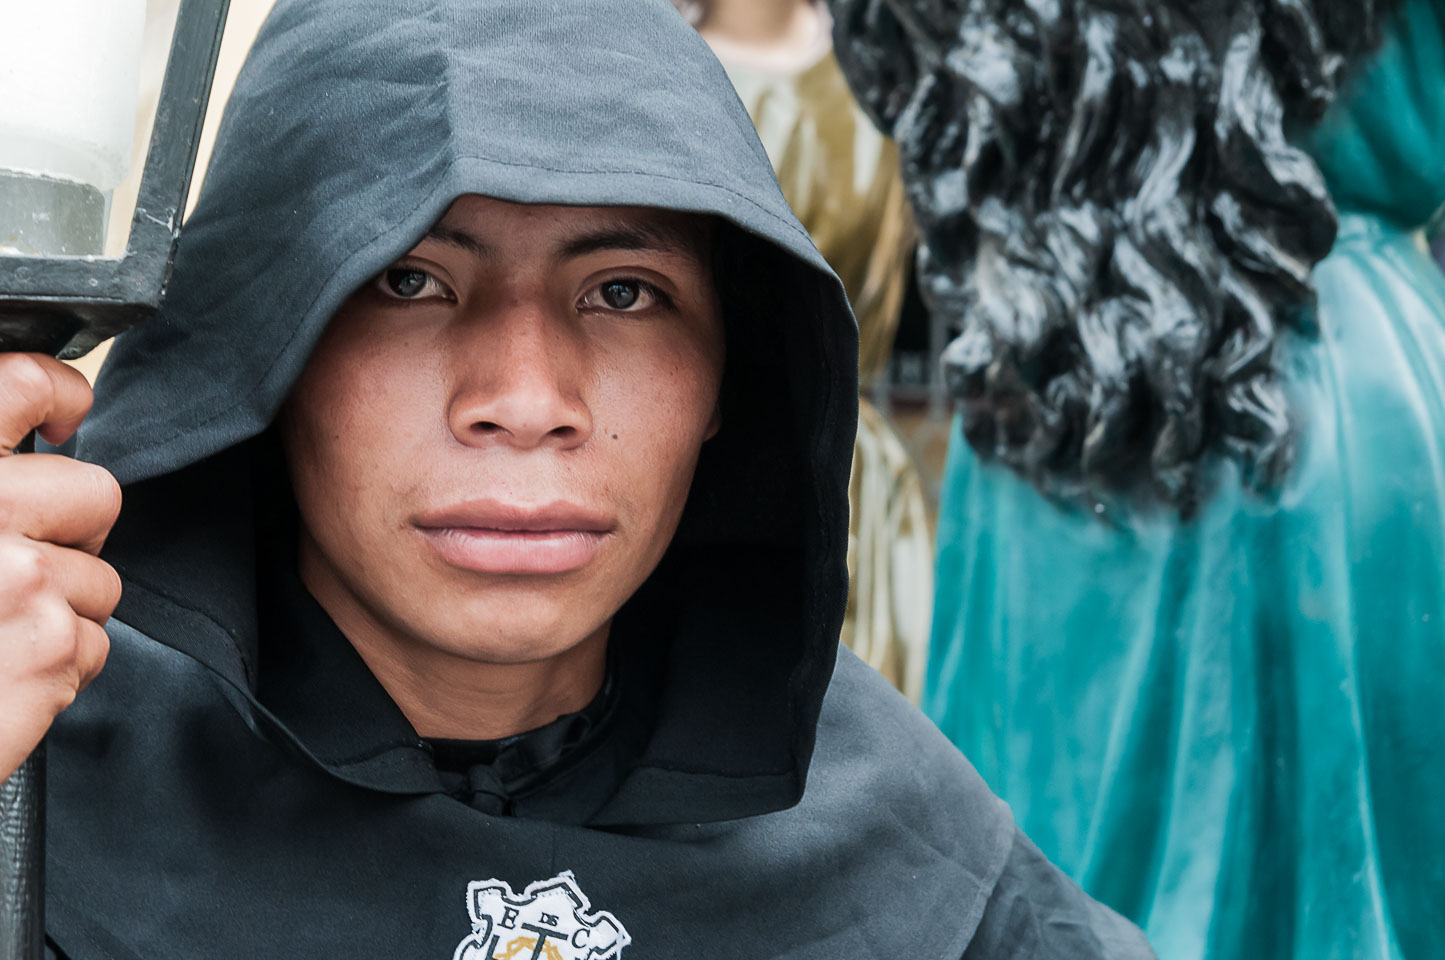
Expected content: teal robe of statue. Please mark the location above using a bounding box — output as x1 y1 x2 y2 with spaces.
926 2 1445 957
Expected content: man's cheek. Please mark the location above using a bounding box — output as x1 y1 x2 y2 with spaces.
625 380 716 446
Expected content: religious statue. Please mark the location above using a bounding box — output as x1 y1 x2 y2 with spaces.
834 0 1444 955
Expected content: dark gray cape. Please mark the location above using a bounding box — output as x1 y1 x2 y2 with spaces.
42 1 1152 956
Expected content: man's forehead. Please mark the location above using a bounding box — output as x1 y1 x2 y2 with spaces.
429 195 712 261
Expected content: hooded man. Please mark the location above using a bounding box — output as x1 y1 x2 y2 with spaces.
0 1 1154 957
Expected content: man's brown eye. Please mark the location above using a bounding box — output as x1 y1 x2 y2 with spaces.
385 268 431 298
578 277 668 313
601 281 641 309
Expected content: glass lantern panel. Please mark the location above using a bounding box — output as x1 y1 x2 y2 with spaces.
0 0 156 258
0 0 147 190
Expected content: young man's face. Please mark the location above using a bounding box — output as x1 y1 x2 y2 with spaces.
282 196 724 667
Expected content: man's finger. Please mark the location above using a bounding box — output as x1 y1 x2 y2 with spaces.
40 542 123 625
0 353 94 452
73 616 111 692
0 455 122 554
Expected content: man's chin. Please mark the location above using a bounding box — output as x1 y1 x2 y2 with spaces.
402 610 611 667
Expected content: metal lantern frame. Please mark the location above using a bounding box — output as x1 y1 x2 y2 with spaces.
0 2 230 957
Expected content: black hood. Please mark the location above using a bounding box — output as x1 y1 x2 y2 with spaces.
75 0 857 826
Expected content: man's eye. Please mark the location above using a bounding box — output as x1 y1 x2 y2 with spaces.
375 267 451 300
579 278 668 313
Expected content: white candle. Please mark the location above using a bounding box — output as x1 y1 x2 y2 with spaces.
0 0 147 190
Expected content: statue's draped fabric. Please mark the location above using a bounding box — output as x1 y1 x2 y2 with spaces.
720 46 933 700
926 1 1445 956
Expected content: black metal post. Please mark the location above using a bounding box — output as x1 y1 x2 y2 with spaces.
0 745 43 960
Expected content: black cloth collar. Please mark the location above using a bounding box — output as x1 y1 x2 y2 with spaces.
426 668 620 802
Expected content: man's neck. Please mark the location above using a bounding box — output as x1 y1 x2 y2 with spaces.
297 545 609 742
349 625 608 742
699 0 819 53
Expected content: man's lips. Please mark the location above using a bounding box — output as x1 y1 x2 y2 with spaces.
412 500 615 575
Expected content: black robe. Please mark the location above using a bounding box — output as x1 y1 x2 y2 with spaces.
43 1 1154 956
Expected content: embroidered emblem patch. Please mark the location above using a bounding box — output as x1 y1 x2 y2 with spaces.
452 871 631 960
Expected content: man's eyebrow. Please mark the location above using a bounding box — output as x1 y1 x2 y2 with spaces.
424 224 493 261
557 221 704 262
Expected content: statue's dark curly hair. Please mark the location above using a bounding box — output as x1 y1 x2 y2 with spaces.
832 0 1402 509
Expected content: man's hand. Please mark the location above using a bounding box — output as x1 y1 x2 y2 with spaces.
0 354 121 781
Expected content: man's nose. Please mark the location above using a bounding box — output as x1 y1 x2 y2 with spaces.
446 305 593 450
